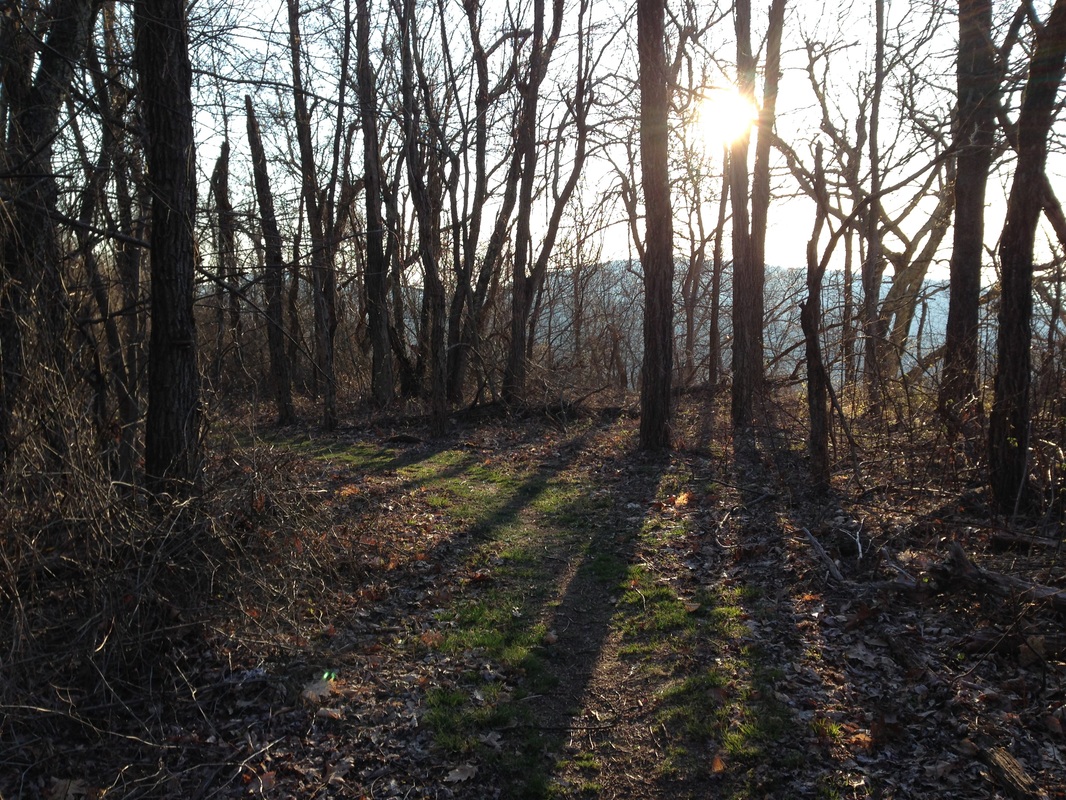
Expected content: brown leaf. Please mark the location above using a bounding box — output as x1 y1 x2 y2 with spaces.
300 676 335 704
420 630 445 648
711 754 727 773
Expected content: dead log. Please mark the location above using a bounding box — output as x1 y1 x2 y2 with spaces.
990 530 1063 552
947 541 1066 614
982 746 1047 800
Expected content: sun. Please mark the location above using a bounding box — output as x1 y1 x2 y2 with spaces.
694 87 759 149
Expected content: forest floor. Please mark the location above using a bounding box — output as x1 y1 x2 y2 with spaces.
4 396 1066 799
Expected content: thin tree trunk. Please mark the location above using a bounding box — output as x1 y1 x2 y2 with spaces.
355 0 395 407
245 95 296 425
397 0 447 433
862 0 887 408
709 150 729 391
287 0 336 429
989 0 1066 513
0 0 95 471
729 0 756 426
210 139 242 391
802 145 831 493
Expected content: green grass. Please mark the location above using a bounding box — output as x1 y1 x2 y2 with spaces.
271 428 805 798
286 430 613 798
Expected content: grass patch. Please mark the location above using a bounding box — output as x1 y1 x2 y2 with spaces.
292 430 613 798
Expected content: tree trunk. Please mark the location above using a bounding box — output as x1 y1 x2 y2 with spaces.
729 1 754 426
940 0 997 436
637 0 674 450
861 0 887 409
397 0 448 434
287 0 336 429
209 139 242 391
0 0 95 471
245 95 296 425
503 0 559 404
989 0 1066 513
356 0 395 407
709 152 729 391
136 0 201 494
802 145 831 493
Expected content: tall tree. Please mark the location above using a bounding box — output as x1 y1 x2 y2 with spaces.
989 0 1066 513
502 0 564 404
730 0 786 427
355 0 395 407
136 0 201 493
0 0 96 470
397 0 448 432
861 0 887 407
245 95 296 426
637 0 673 449
940 0 1000 434
801 144 831 493
287 0 337 429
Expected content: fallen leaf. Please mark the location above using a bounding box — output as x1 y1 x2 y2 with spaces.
316 706 343 720
675 491 692 508
445 764 478 782
683 601 701 613
300 676 335 704
543 629 559 645
711 754 727 773
421 630 445 648
479 730 503 750
1046 714 1063 736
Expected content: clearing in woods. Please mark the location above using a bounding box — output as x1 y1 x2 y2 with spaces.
4 401 1064 798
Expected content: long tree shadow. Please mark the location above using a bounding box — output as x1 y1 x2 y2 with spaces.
169 412 670 799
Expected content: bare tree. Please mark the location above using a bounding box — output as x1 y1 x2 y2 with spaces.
989 0 1066 513
286 0 338 429
246 95 296 426
355 0 395 407
939 0 997 436
730 0 786 427
801 144 831 493
1 0 96 471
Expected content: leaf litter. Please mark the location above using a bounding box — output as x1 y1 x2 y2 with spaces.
4 400 1066 798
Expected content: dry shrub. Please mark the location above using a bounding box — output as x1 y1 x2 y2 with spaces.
0 433 314 753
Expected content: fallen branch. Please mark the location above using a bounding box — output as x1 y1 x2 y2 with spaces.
948 541 1066 614
990 529 1062 552
801 528 846 584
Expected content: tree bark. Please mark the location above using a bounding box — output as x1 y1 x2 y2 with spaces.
136 0 201 494
245 95 296 426
637 0 674 450
209 139 242 391
989 0 1066 514
802 145 831 493
940 0 997 437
